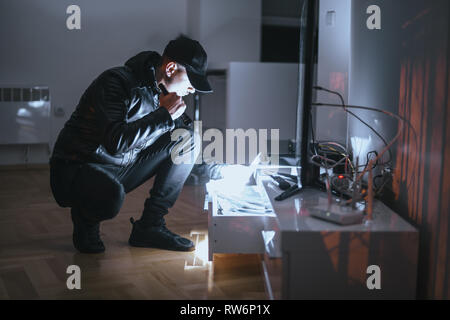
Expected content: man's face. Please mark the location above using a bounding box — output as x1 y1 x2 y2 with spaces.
164 62 195 97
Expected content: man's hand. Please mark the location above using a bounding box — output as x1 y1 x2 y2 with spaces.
159 93 186 120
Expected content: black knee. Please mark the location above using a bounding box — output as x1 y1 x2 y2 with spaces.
72 163 125 221
50 158 84 208
99 174 125 220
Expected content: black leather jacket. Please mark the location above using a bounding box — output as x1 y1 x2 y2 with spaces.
52 51 176 167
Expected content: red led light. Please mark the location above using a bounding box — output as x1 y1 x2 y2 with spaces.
338 175 344 179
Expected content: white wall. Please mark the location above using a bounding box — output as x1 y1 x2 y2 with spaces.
224 62 299 164
187 0 261 70
227 62 299 141
0 0 188 164
0 0 262 165
348 0 400 161
347 0 449 299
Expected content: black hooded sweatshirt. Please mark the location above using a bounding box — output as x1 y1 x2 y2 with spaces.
52 51 175 167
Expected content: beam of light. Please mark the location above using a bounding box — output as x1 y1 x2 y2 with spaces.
217 165 254 193
262 230 275 247
184 231 210 270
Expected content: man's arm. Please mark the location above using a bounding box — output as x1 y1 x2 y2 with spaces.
93 71 175 155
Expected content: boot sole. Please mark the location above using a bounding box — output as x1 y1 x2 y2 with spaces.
73 237 105 254
73 245 105 254
128 239 195 252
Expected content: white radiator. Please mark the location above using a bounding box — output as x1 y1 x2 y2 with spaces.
0 86 51 146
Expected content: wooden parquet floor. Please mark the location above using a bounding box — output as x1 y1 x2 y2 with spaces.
0 167 267 300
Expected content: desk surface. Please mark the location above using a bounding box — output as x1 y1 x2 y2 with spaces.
260 177 417 233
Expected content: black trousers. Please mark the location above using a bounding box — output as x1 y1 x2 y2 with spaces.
50 128 198 224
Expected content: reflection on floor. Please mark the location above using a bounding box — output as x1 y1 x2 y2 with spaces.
0 167 267 300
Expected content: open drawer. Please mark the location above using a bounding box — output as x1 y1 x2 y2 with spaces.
205 181 276 261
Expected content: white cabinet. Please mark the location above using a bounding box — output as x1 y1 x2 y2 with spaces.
205 168 419 299
260 176 419 299
205 180 276 261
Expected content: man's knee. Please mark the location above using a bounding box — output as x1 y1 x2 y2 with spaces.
50 159 79 208
99 175 125 220
73 163 125 221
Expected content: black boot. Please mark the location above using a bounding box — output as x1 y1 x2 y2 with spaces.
128 218 195 252
71 208 105 254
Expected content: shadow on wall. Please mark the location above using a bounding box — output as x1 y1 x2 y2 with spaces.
391 1 449 299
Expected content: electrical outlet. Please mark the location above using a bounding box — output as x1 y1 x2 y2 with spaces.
54 107 65 117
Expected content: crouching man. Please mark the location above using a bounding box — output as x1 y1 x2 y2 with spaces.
50 36 212 253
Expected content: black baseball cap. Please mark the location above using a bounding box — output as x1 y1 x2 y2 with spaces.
163 35 212 93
